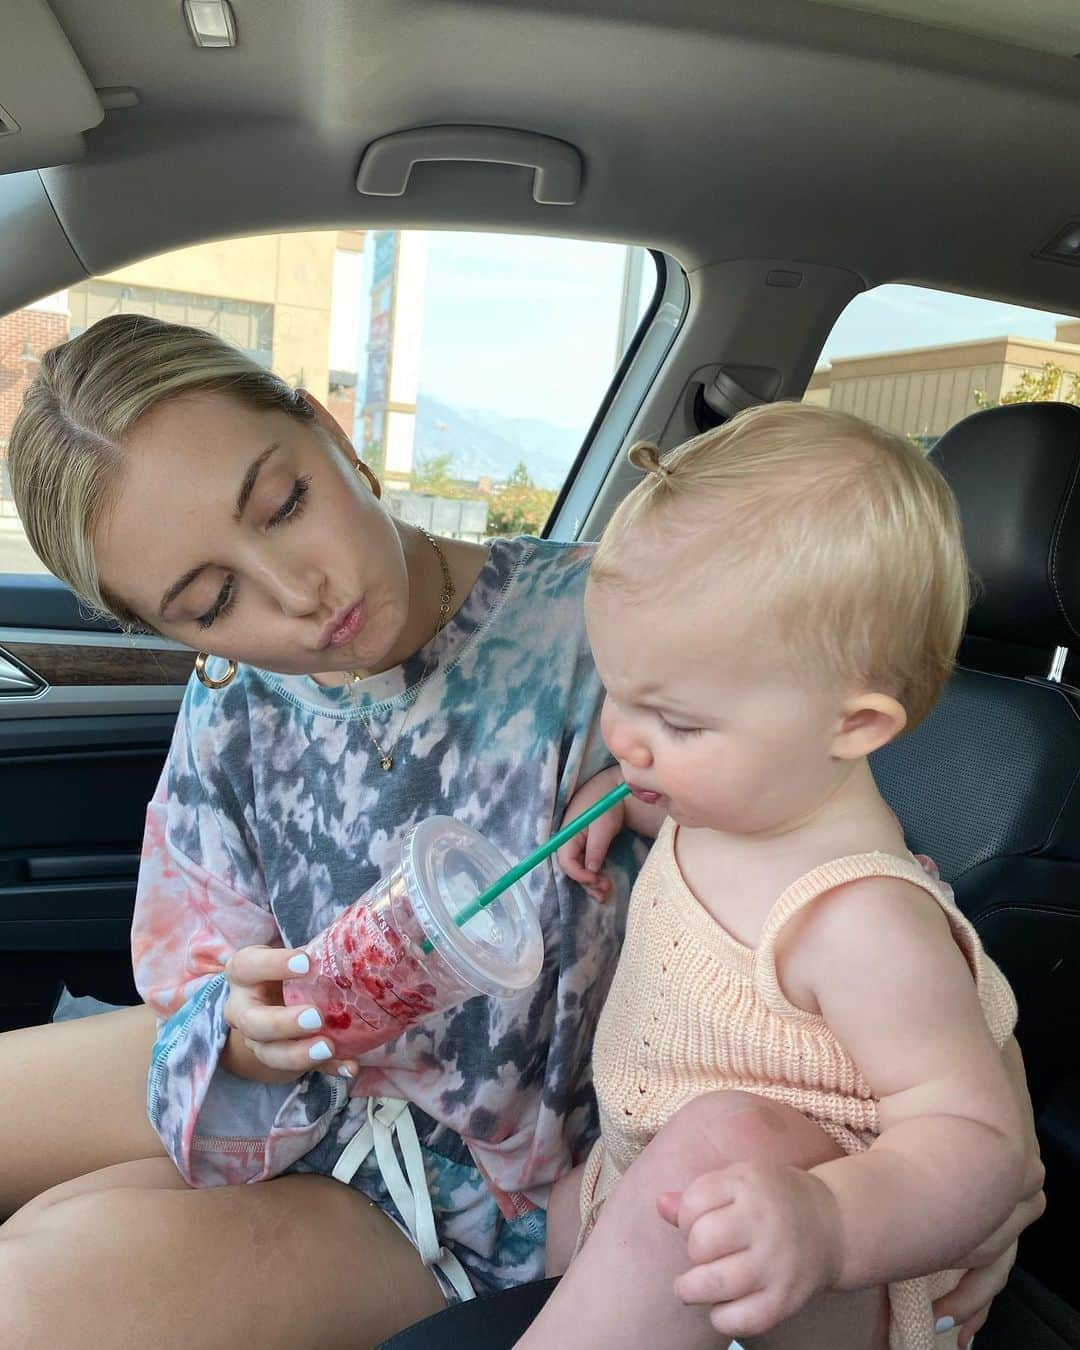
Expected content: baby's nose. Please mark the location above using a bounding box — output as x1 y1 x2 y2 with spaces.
623 742 653 770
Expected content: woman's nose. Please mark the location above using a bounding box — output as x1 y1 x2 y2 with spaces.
254 555 323 617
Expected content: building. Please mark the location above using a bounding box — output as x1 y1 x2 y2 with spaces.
0 229 366 512
806 320 1080 441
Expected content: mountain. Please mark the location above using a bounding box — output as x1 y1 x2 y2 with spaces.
412 394 582 490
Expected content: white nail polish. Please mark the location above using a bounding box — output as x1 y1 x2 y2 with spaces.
338 1064 354 1078
287 953 310 975
309 1040 333 1061
296 1007 322 1031
935 1316 956 1334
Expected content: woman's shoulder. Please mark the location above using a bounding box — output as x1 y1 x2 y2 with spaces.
172 661 264 770
489 534 595 608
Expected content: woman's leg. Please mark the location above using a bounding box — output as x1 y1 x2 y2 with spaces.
525 1092 888 1350
0 1156 445 1350
0 1005 163 1217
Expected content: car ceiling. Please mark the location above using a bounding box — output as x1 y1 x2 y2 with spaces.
4 0 1080 318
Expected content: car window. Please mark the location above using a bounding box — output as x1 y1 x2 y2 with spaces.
809 283 1080 450
0 229 657 576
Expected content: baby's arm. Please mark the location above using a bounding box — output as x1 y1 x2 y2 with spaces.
797 878 1028 1289
557 766 666 900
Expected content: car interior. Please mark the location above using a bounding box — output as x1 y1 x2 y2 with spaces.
3 1 1080 1345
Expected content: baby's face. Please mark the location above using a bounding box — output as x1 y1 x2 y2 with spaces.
584 574 852 837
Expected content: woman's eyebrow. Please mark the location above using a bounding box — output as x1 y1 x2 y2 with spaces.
159 562 210 618
233 442 281 520
157 442 283 617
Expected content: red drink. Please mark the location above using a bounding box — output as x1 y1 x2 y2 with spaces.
284 817 543 1058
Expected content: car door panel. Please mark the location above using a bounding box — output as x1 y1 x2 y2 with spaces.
0 582 187 1030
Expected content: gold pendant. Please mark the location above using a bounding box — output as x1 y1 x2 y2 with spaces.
380 754 394 771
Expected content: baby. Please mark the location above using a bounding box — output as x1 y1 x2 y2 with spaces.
521 404 1030 1350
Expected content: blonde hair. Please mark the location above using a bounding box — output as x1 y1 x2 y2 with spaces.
591 402 969 729
7 312 315 627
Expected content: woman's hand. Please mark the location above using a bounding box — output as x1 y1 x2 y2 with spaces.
932 1035 1045 1348
931 1148 1046 1348
221 946 359 1083
557 767 627 902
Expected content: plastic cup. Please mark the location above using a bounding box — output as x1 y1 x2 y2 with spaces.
283 816 544 1058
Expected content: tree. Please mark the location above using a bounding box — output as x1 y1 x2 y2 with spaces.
411 451 457 495
974 361 1080 411
410 451 482 501
487 461 557 536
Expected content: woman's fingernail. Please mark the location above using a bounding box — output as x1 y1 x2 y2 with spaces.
338 1064 355 1078
309 1040 333 1061
287 953 310 975
296 1007 322 1031
936 1316 957 1334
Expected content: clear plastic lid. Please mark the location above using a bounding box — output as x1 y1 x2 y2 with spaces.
400 815 544 998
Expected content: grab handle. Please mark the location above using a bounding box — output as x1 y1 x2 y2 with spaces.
356 125 582 205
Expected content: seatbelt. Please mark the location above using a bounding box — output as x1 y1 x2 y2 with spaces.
332 1096 476 1302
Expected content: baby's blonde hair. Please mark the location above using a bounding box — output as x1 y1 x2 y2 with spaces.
590 402 969 729
8 312 315 627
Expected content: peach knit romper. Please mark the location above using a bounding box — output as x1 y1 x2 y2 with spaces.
578 818 1018 1350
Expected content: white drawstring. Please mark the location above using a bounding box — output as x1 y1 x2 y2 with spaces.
333 1096 476 1302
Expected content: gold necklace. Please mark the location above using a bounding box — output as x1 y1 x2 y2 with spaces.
346 528 454 771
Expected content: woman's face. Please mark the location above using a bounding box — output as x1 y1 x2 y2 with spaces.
95 390 410 676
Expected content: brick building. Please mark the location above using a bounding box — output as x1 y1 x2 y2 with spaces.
0 231 367 521
0 298 69 463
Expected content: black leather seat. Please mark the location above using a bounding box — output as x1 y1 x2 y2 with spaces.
873 403 1080 1312
378 402 1080 1348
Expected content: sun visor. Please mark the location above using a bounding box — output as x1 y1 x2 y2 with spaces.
0 0 103 174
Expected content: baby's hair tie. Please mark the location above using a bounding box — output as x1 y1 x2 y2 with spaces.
627 441 672 481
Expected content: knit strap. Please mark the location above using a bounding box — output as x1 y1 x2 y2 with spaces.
753 852 953 1022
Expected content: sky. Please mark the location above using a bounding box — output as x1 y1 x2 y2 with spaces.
332 232 654 434
819 284 1076 365
338 234 1079 431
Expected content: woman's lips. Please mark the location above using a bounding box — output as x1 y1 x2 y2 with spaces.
322 599 366 649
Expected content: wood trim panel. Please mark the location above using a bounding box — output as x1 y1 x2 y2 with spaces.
1 642 194 687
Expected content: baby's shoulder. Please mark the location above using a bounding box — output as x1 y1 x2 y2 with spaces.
774 861 955 1012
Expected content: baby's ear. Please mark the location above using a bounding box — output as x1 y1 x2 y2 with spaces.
832 692 907 760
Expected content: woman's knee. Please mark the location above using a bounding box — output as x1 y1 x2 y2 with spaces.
0 1237 46 1349
0 1189 144 1349
647 1091 842 1180
2 1156 185 1236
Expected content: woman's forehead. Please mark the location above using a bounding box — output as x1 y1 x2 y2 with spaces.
95 397 293 609
125 391 277 467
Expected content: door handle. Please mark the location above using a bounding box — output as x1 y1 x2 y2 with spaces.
356 125 582 206
0 648 44 697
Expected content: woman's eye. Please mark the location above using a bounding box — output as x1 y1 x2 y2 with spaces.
266 474 311 528
195 575 236 630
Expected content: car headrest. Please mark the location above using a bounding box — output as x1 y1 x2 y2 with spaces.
930 402 1080 650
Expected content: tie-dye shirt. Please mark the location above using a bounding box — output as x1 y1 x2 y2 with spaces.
133 536 642 1227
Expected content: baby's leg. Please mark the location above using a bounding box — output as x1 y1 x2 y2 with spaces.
545 1163 588 1277
517 1092 887 1350
0 1155 446 1349
0 1005 163 1218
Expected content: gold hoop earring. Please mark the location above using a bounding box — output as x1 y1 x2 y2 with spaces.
194 652 238 690
355 459 382 499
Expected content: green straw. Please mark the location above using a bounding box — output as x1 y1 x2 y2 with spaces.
420 781 631 953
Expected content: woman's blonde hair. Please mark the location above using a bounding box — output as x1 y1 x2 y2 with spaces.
7 312 315 627
591 402 970 729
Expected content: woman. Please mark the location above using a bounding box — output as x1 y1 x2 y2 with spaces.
0 315 1041 1350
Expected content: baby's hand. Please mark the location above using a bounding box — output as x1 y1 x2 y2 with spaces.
657 1162 842 1340
556 767 626 902
222 945 360 1083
